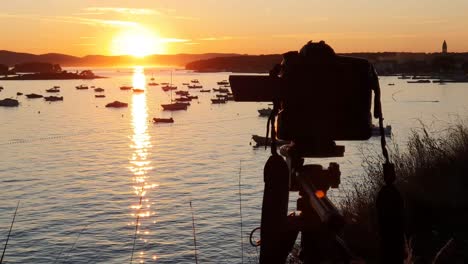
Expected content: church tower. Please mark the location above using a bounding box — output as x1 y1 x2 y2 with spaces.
442 40 447 54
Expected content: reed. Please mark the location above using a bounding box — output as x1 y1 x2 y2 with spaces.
190 201 199 264
238 160 244 264
340 121 468 262
1 201 19 264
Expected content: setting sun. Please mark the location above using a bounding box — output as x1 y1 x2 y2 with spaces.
111 27 166 57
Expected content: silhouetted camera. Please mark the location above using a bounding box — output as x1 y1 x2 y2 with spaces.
230 41 380 144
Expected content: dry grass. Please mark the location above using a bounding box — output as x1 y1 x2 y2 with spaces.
340 122 468 263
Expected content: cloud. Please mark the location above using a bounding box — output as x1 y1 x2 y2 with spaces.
159 38 190 43
85 7 160 15
43 16 140 28
199 36 235 41
73 43 97 46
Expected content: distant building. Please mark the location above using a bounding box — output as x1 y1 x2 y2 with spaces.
442 40 448 54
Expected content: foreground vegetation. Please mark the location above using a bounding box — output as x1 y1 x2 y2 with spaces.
341 122 468 263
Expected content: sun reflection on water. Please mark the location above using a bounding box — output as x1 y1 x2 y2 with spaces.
128 66 157 263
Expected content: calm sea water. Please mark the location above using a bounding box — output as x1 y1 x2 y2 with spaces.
1 67 467 263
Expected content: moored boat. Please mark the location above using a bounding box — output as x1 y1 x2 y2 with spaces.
46 87 60 93
76 85 88 90
120 86 132 90
94 87 105 92
211 98 227 104
191 79 199 83
95 94 106 98
161 102 189 111
153 117 174 123
175 97 192 102
133 89 145 93
407 80 431 83
251 135 289 147
258 108 272 117
0 98 19 107
26 93 43 99
44 96 63 102
371 124 392 137
106 101 128 108
162 85 177 92
148 82 158 86
188 84 203 89
200 89 211 92
217 80 229 85
175 90 189 96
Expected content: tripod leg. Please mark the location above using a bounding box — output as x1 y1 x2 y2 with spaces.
260 155 290 264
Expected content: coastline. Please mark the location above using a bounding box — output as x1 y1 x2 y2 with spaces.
0 73 106 80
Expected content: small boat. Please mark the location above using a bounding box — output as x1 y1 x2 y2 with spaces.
200 89 211 92
258 108 272 117
17 92 23 96
106 101 128 108
153 117 174 123
175 90 189 96
53 86 60 89
211 98 227 104
371 125 392 137
95 94 106 98
0 98 19 107
216 94 227 98
76 85 88 90
162 85 177 92
26 93 43 99
46 88 60 93
398 75 411 79
388 83 395 86
90 86 95 88
160 82 169 85
44 96 63 102
191 79 199 83
148 82 159 86
213 88 229 93
251 135 289 147
133 89 145 93
182 83 189 85
187 95 198 100
175 97 192 102
217 80 229 85
94 87 105 92
188 85 203 89
120 86 132 90
407 80 431 83
226 95 235 101
161 102 188 111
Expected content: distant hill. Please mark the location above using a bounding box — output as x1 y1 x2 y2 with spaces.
185 52 468 74
186 54 282 73
0 50 240 67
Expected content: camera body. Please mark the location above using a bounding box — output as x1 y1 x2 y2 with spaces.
230 42 379 143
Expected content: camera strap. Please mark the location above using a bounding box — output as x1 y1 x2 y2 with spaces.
373 66 406 262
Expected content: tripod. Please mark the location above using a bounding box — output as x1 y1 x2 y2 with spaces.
259 142 354 264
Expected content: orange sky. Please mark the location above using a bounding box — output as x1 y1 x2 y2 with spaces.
1 0 467 56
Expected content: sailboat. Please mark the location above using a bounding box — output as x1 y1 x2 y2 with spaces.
161 72 177 91
160 70 188 111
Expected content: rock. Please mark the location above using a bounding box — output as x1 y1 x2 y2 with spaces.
0 98 19 107
105 101 128 108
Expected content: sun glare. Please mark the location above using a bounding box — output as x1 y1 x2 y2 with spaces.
111 28 166 57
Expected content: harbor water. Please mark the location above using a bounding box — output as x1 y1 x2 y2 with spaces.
1 67 468 263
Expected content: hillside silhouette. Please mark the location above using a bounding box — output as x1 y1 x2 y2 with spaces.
0 50 240 67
